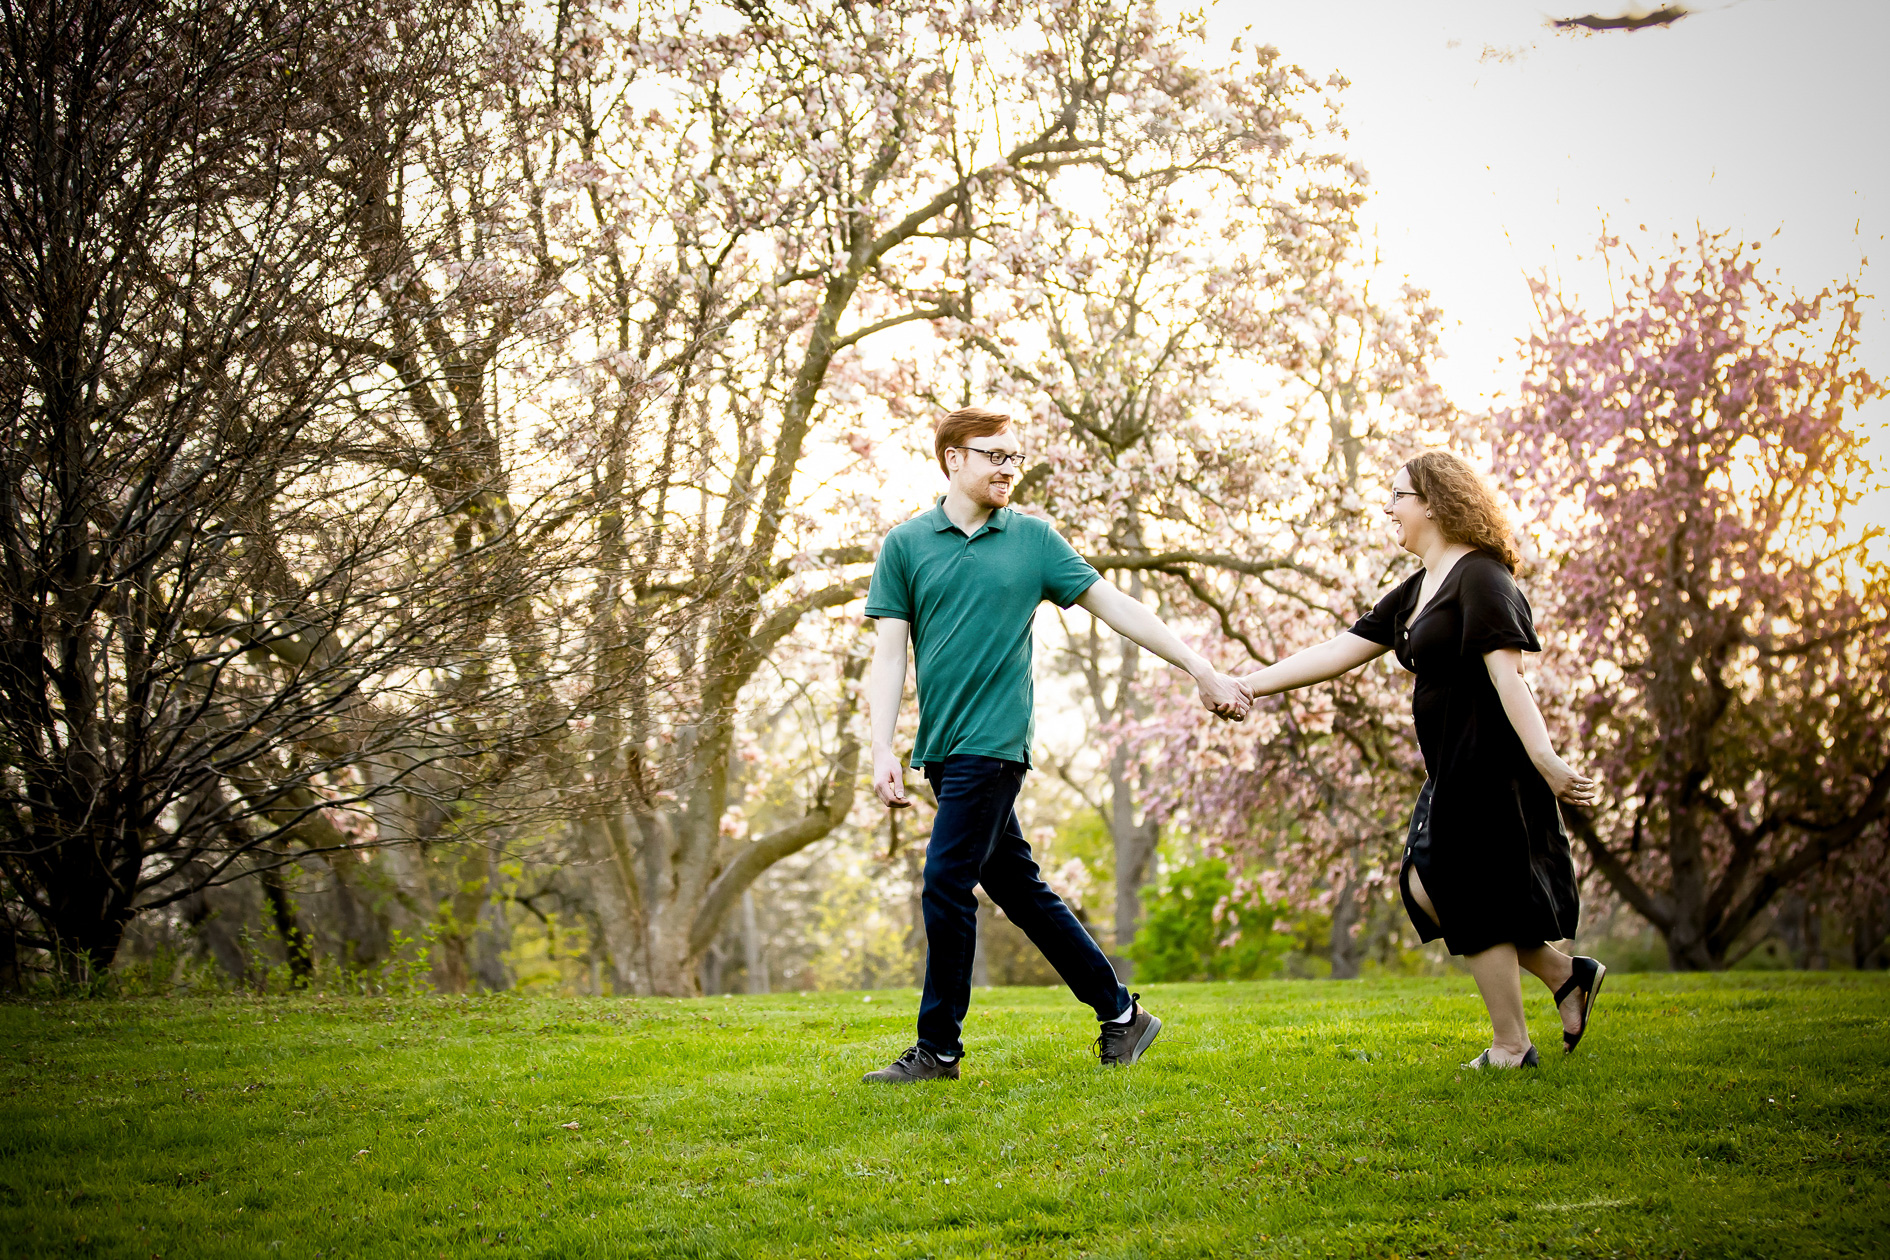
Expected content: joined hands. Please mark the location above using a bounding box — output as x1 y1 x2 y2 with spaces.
1196 670 1253 722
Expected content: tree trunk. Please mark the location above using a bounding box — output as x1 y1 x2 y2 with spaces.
1853 895 1890 970
741 890 768 995
697 942 724 996
471 895 512 991
1774 892 1827 970
906 847 928 989
1328 869 1366 980
575 814 645 994
316 850 392 973
259 865 314 986
431 848 496 994
0 922 20 993
1109 747 1160 978
31 824 143 982
972 896 992 988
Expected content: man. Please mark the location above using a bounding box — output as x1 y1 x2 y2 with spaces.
861 406 1251 1084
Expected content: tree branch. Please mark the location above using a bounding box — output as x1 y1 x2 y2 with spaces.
732 576 871 685
687 659 866 957
1560 804 1675 931
1084 550 1320 581
830 305 956 353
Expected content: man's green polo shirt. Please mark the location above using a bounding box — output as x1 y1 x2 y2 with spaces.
865 501 1101 769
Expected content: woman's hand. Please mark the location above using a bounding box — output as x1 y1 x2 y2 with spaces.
1484 650 1600 808
1536 754 1600 808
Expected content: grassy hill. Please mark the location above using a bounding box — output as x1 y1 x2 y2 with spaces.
2 973 1885 1258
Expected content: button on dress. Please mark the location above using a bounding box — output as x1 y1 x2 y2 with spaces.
1350 551 1580 956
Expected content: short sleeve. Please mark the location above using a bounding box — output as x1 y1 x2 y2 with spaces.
1039 523 1102 609
864 534 912 621
1349 573 1419 646
1458 556 1540 656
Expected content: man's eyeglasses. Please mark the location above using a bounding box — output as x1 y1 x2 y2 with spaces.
952 445 1028 469
1389 489 1423 506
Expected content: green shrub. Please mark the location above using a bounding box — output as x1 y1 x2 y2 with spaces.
1124 859 1288 981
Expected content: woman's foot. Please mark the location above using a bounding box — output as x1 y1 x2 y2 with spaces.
1463 1044 1540 1069
1555 956 1606 1054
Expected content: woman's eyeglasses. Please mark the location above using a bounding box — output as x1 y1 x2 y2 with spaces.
952 445 1028 469
1389 489 1423 506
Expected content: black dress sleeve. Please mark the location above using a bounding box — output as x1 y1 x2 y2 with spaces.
1349 572 1420 646
1458 554 1541 656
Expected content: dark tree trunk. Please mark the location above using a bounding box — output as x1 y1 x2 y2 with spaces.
259 865 314 985
1853 895 1890 970
0 923 19 992
1110 797 1159 979
40 879 140 983
1328 870 1366 979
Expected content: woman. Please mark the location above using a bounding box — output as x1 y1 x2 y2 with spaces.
1241 452 1605 1067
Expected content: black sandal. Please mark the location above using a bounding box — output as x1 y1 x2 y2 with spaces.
1554 956 1607 1054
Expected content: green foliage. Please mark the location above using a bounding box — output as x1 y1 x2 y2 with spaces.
1047 810 1115 884
2 976 1886 1257
1125 859 1289 982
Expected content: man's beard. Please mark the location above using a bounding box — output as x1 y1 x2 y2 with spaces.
971 479 1012 508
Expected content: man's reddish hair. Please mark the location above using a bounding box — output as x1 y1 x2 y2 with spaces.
933 407 1013 476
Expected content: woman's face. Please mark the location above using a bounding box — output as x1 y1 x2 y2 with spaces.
1384 467 1429 555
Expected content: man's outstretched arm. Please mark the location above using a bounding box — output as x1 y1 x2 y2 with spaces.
1074 580 1249 720
868 616 914 807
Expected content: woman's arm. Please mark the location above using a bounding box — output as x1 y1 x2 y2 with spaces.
1484 648 1600 806
1240 633 1389 698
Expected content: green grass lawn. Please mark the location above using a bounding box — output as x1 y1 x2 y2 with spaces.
2 973 1885 1259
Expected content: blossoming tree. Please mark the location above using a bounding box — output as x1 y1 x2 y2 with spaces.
1494 231 1890 969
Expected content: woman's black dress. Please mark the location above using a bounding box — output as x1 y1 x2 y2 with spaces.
1350 550 1580 956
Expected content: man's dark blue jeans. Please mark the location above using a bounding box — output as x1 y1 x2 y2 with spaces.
916 754 1131 1059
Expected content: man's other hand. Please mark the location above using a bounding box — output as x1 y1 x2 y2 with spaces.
873 747 912 808
1196 670 1251 722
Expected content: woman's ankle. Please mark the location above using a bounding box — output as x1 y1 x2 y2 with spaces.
1519 945 1573 990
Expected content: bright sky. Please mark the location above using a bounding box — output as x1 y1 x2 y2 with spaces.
1210 0 1889 524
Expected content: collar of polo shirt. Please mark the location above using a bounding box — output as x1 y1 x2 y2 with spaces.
928 497 1010 535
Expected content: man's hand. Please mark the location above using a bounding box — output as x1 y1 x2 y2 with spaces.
1196 670 1251 722
873 746 912 808
1073 582 1256 722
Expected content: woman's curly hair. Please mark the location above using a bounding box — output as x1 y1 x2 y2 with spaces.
1404 451 1521 573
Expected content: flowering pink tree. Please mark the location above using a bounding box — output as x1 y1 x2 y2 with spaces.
1494 231 1890 970
1088 248 1452 976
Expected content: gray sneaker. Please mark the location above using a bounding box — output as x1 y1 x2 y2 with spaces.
1096 994 1162 1066
862 1044 960 1084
